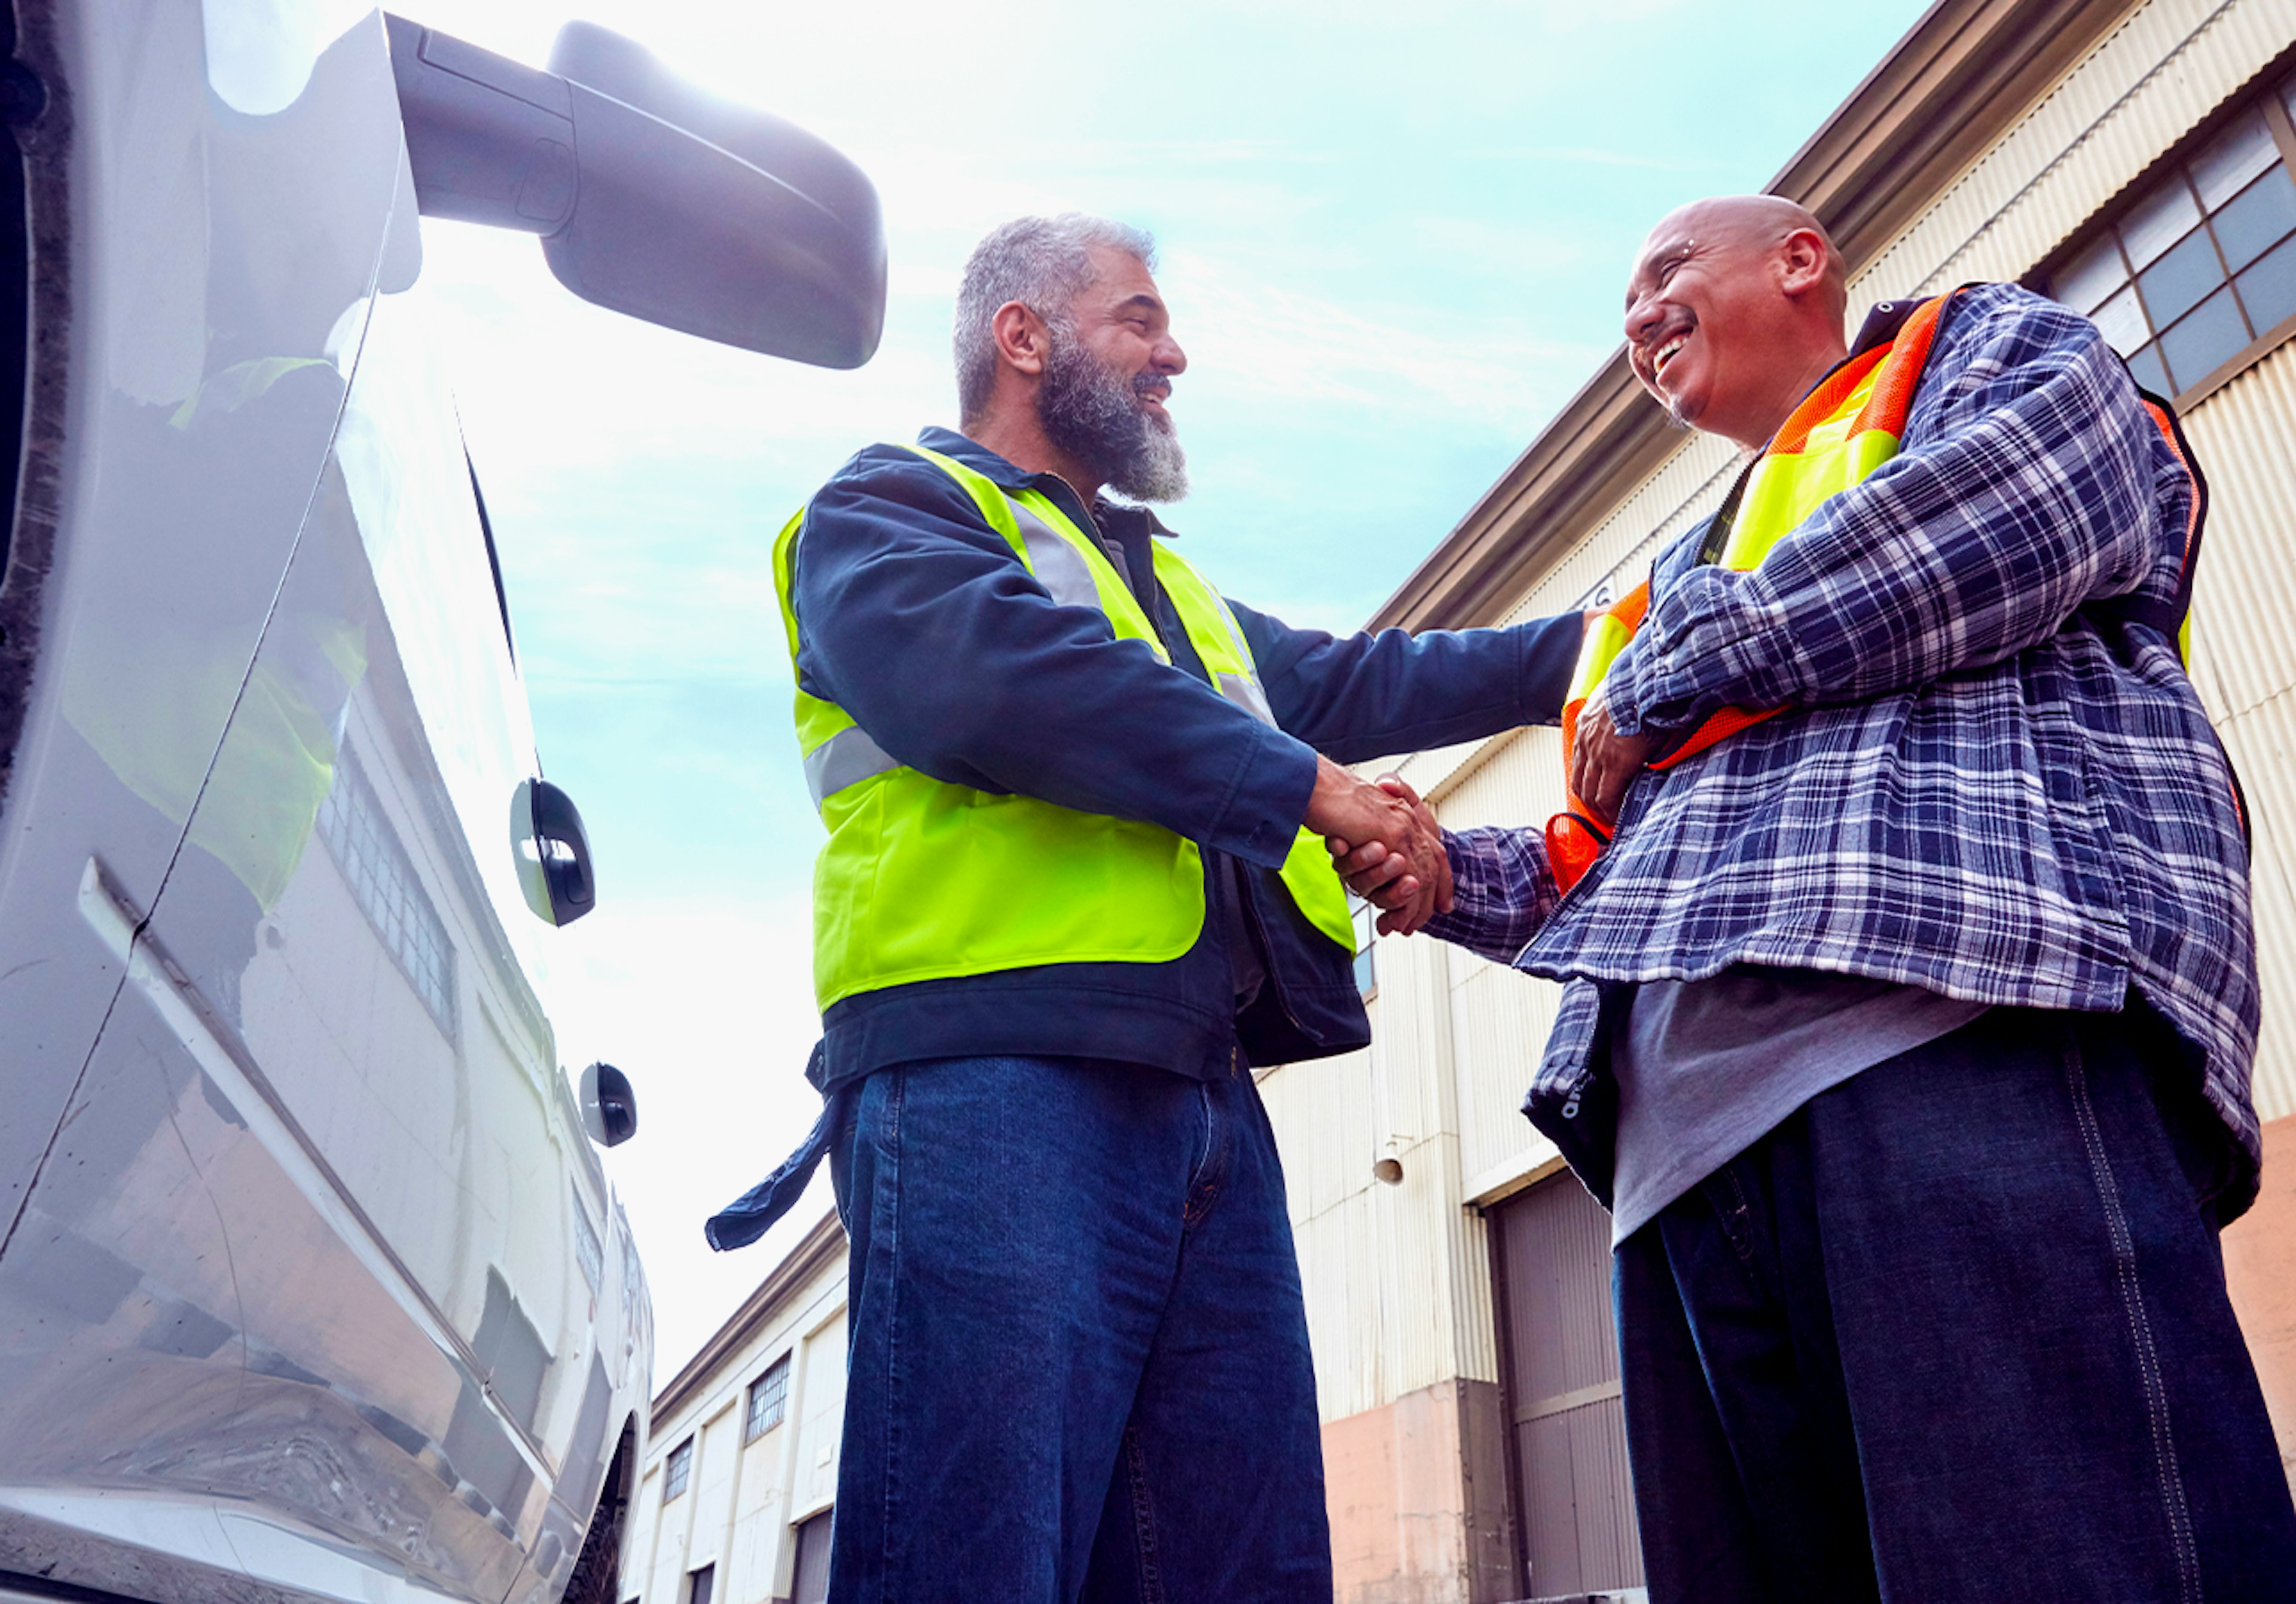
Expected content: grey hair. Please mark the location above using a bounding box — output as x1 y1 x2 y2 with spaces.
953 214 1158 423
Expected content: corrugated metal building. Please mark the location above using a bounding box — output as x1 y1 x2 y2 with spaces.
618 1211 848 1604
1265 0 2296 1599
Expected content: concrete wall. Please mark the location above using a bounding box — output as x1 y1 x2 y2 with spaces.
2226 1114 2296 1481
1321 1379 1515 1604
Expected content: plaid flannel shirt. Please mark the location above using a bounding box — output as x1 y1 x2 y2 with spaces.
1426 283 2260 1214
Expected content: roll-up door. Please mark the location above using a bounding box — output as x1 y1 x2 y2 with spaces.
1488 1172 1645 1599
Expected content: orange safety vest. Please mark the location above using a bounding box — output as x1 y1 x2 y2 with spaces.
1549 287 2216 893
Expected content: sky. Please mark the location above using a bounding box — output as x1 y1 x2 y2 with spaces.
408 0 1932 1383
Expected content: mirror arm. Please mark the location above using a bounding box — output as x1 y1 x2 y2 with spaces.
385 13 578 234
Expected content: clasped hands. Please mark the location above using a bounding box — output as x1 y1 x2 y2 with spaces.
1307 757 1450 937
1311 683 1654 938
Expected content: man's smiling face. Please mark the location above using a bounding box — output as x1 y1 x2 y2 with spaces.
1036 245 1192 501
1625 210 1767 432
1619 196 1851 453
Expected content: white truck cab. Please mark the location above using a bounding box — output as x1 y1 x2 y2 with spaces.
0 7 883 1603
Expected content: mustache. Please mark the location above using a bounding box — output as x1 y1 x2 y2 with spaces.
1134 372 1173 402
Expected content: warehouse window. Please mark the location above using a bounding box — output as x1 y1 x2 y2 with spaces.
685 1565 713 1604
744 1354 791 1442
2045 71 2296 404
662 1437 693 1502
1350 896 1378 999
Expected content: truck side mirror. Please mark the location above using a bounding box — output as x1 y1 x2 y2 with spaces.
580 1061 638 1147
386 13 886 368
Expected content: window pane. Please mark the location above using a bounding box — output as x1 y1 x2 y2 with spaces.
2125 342 2173 398
747 1356 790 1440
2191 108 2280 210
2051 233 2129 313
2120 175 2203 268
2138 227 2227 329
2236 234 2296 335
2089 283 2150 354
2212 167 2296 273
2158 286 2250 391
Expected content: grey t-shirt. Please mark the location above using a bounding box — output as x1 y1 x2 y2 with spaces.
1608 967 1989 1245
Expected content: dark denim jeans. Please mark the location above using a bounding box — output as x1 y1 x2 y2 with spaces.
826 1053 1332 1603
1614 1004 2296 1603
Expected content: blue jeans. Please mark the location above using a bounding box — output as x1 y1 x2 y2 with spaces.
1614 1003 2296 1603
826 1054 1332 1603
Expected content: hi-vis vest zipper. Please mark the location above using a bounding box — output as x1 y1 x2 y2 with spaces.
1549 287 2221 893
774 444 1355 1012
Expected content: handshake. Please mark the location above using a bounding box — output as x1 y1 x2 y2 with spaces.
1305 756 1449 937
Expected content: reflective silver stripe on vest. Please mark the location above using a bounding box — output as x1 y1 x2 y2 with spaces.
1010 505 1101 610
804 724 900 808
1216 670 1277 728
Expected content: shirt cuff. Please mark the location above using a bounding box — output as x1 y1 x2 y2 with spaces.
1205 722 1319 870
1516 610 1590 727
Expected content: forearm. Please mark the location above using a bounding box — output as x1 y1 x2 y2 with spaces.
1421 826 1560 964
1235 604 1584 760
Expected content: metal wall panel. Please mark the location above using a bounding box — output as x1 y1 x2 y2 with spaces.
2181 341 2296 1124
1263 1013 1483 1419
2218 688 2296 1123
2184 343 2296 719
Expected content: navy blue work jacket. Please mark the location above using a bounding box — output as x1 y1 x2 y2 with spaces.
790 426 1581 1089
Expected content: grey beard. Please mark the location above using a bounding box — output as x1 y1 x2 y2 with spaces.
1038 328 1190 503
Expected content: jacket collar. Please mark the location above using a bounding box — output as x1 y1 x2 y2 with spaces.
914 425 1180 539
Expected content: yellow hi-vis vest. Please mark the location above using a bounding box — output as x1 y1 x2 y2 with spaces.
773 444 1355 1012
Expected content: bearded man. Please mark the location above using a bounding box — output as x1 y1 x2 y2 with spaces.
744 213 1584 1602
1344 195 2296 1600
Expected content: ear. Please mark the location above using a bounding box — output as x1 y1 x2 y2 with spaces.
1777 228 1830 299
991 301 1051 378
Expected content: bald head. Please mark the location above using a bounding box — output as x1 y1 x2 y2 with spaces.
1642 196 1848 317
1622 194 1852 451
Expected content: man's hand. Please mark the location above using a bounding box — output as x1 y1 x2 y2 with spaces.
1305 755 1423 899
1322 772 1452 936
1570 685 1654 826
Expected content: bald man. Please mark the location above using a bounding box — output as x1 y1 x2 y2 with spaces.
1344 198 2295 1599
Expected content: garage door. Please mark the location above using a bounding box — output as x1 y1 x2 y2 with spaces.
1488 1172 1645 1600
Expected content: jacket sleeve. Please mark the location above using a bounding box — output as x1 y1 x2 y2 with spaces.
792 449 1315 869
1231 601 1584 763
1601 286 2173 741
1421 826 1562 965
